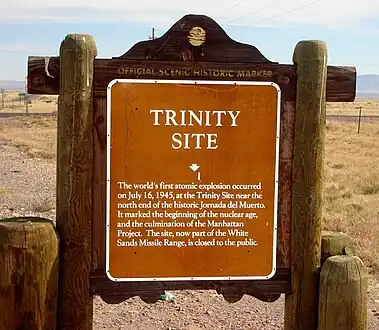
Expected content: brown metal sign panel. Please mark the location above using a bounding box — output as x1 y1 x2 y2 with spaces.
106 79 281 282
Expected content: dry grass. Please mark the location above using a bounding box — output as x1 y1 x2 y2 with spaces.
31 197 55 213
327 100 379 116
0 100 378 275
323 118 379 274
0 115 57 158
0 91 58 113
0 187 8 195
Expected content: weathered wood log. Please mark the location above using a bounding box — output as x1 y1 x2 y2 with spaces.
56 34 97 330
321 230 355 266
0 217 59 330
318 255 367 330
284 40 328 330
90 268 291 302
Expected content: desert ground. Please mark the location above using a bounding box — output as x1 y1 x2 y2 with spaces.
0 91 379 329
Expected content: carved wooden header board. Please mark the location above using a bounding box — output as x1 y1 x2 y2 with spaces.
27 14 356 303
28 14 355 102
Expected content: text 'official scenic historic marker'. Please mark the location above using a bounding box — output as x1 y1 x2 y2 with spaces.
106 79 281 281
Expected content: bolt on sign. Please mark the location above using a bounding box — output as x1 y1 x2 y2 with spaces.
106 79 281 282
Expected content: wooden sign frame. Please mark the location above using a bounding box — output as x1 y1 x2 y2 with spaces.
26 13 356 330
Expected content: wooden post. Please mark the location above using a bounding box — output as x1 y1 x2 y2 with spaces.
284 40 328 330
0 217 59 330
321 230 355 266
318 255 367 330
56 34 97 330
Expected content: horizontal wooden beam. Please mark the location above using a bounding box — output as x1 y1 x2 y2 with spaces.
90 268 290 303
28 56 356 102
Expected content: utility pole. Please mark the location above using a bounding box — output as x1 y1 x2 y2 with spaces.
25 76 28 114
149 27 156 40
356 106 362 134
0 89 4 109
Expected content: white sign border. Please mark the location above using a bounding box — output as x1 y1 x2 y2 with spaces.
105 79 281 282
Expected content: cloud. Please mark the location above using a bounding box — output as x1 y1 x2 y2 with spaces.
1 0 379 30
0 43 53 53
354 28 379 36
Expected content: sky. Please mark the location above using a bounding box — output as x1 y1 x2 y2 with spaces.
1 0 379 81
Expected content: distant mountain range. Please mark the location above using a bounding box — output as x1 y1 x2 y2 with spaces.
355 74 379 99
0 80 26 91
1 74 379 99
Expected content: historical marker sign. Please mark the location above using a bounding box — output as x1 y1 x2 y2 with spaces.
106 79 281 282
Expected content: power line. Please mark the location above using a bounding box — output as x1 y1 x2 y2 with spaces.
252 0 322 24
226 0 322 25
226 0 288 24
219 0 255 13
211 0 254 18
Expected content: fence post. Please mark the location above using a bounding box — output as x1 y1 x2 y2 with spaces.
0 217 59 330
357 106 362 134
318 255 367 330
284 40 328 330
56 34 97 329
321 230 355 266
